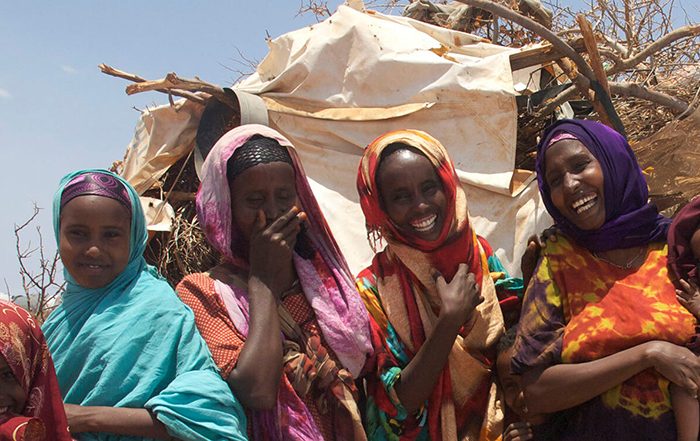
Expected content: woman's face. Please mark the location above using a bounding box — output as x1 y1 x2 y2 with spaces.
377 148 447 242
0 355 27 416
59 195 131 289
544 139 606 230
229 161 299 244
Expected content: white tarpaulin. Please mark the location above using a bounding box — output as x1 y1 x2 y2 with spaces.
236 4 551 274
122 4 552 276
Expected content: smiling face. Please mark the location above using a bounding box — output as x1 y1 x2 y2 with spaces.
229 161 299 245
59 195 131 289
377 147 447 242
544 139 606 231
0 355 26 417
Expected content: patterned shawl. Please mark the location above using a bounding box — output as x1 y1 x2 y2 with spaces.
356 130 504 440
513 234 694 439
196 124 372 440
0 300 71 441
668 197 700 283
42 169 247 441
535 119 670 252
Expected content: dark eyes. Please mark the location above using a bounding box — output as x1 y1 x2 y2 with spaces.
0 369 17 383
547 160 591 187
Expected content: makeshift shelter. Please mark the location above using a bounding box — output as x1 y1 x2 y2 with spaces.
104 0 699 287
116 4 553 285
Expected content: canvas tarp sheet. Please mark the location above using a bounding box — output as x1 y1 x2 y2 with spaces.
122 4 552 276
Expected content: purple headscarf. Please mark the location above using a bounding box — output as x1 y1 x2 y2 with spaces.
535 119 670 252
60 172 132 214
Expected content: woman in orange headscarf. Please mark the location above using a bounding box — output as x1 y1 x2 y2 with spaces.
356 130 504 440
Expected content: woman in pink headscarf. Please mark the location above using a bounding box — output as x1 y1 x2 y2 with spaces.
176 124 373 441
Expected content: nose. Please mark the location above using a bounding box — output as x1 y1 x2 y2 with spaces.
85 243 101 258
562 172 580 193
262 200 286 222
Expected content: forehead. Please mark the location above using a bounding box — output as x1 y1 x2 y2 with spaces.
377 149 437 184
544 139 594 168
229 161 296 192
61 195 131 224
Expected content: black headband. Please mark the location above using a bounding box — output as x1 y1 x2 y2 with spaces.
226 135 293 183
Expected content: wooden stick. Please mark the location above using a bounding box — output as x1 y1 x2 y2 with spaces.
577 15 610 94
576 14 619 130
125 72 235 107
455 0 596 80
98 64 207 105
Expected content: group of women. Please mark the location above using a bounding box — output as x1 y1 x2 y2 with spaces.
2 118 700 441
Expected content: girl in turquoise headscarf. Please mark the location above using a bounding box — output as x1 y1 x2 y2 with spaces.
42 169 247 441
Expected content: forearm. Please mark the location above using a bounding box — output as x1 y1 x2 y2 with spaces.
69 407 171 438
227 276 283 409
523 342 654 413
395 316 461 413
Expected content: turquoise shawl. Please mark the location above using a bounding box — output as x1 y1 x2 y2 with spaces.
42 169 247 441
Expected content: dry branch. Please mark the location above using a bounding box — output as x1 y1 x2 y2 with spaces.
609 81 690 113
125 72 235 107
99 64 207 105
610 24 700 72
455 0 597 80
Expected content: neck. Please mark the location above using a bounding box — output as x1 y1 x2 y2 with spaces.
594 245 647 269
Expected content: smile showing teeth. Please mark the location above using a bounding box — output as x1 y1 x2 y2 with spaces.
0 406 9 414
411 214 437 232
571 194 597 214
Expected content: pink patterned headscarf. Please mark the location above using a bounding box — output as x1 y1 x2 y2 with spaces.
196 124 372 377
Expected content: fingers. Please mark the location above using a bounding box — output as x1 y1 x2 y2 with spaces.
251 210 267 235
274 212 306 241
503 422 534 441
266 206 302 233
433 270 447 290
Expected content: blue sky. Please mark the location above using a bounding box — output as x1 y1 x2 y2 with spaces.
1 1 697 296
0 1 346 295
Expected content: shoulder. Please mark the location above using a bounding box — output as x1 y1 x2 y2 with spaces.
177 272 216 295
542 232 578 257
356 266 378 288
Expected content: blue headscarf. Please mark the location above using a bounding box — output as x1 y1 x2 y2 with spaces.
43 169 247 441
536 119 670 252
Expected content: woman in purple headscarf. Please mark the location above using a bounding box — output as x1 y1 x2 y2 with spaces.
511 119 700 440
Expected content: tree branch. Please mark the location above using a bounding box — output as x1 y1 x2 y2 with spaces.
455 0 596 80
125 72 235 107
98 64 207 105
608 81 689 114
611 24 700 72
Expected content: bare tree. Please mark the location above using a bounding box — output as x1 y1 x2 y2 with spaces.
6 205 65 322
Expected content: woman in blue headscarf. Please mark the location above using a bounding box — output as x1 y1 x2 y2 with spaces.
512 119 700 440
42 169 247 441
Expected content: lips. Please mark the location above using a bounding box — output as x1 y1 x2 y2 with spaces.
410 214 438 232
78 262 110 273
570 193 598 214
0 405 9 415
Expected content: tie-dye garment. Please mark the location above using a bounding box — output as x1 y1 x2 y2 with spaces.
512 233 696 440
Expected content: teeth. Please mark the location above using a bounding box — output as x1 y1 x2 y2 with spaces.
411 215 437 232
0 406 9 414
571 195 597 214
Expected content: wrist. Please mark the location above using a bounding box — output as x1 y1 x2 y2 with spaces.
437 312 463 333
640 341 659 370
